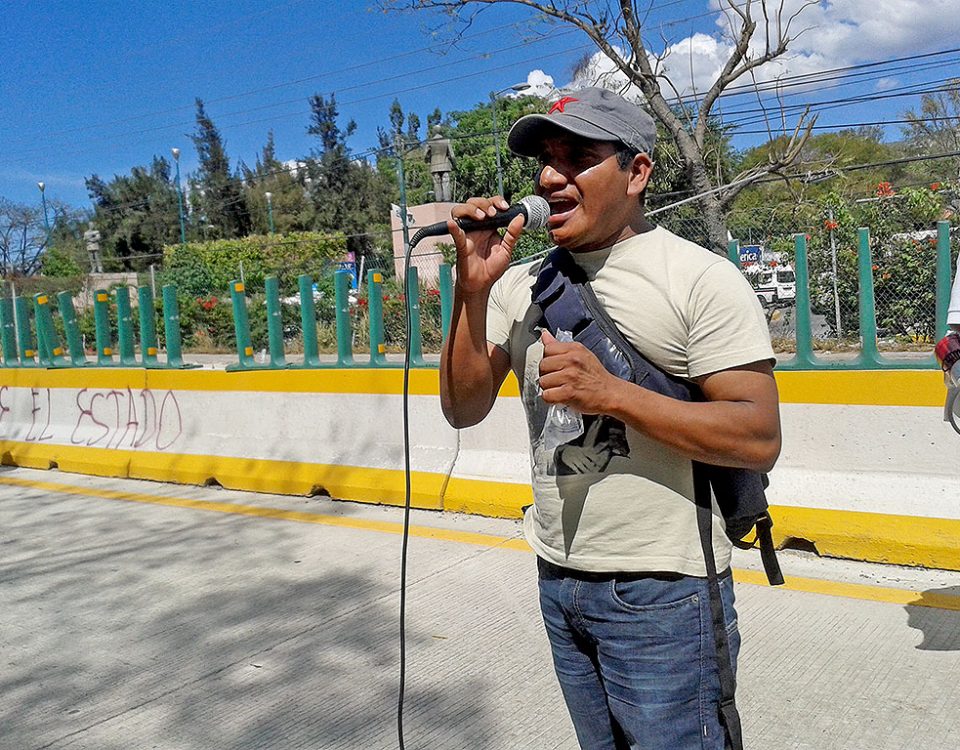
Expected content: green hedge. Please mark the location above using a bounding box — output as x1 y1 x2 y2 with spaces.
163 232 350 297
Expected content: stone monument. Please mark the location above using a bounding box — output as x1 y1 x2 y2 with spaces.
425 126 455 202
83 222 103 273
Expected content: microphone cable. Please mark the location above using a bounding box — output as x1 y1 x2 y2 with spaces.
397 229 416 750
395 198 548 748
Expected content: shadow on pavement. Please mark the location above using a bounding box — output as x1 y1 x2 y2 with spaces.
0 483 500 749
905 586 960 651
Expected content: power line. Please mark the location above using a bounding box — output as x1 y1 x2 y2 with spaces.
6 18 549 146
647 149 960 203
733 115 960 135
727 79 960 128
4 39 593 167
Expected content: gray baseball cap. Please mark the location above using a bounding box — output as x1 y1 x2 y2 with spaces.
507 87 656 157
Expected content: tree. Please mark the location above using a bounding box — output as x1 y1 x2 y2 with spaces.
190 99 251 239
377 98 433 206
240 131 311 235
446 94 548 203
901 79 960 183
86 156 181 270
304 93 392 258
728 128 905 243
385 0 816 253
0 199 48 275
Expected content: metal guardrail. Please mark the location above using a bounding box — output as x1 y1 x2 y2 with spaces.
0 221 951 371
729 220 951 370
0 284 194 369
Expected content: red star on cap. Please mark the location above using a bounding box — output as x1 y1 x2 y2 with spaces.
549 96 579 114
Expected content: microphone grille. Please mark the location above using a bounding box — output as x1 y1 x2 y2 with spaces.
520 195 550 231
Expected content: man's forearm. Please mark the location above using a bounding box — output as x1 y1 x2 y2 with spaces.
439 287 500 428
604 378 781 472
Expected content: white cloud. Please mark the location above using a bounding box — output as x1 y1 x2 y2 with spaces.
527 0 960 102
0 167 86 190
522 69 557 98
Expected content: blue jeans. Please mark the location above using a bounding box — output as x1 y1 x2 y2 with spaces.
537 558 741 750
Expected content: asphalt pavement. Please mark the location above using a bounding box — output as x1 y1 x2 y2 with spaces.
1 466 958 750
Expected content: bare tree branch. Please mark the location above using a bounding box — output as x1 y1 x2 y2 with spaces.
383 0 819 251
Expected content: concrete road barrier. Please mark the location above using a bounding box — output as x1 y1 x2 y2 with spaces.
0 367 955 569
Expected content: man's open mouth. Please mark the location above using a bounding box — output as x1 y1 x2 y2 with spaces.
548 199 578 225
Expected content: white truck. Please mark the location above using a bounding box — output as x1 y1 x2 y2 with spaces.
744 263 796 307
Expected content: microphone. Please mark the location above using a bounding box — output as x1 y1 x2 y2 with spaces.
408 195 550 248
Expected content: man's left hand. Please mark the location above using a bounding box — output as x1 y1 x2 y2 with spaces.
538 330 622 415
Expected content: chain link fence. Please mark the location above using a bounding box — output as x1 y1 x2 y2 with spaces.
658 189 958 354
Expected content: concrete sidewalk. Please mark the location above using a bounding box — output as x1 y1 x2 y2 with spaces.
0 466 957 750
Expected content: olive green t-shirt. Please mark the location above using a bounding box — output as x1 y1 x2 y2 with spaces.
486 226 775 576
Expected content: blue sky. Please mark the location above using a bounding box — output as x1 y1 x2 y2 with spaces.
2 0 959 210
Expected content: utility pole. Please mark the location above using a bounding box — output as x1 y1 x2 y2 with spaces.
395 132 411 271
171 147 187 248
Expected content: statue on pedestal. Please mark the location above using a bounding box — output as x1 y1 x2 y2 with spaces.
83 222 103 273
425 126 455 202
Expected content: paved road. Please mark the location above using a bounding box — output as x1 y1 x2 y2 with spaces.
1 467 958 749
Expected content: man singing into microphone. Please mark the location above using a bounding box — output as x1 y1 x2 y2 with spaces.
440 87 781 749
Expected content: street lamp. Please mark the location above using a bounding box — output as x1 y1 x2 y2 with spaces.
37 181 51 238
491 83 531 197
171 147 186 248
265 191 275 234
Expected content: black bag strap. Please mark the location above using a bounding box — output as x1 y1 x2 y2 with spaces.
755 513 784 586
693 462 744 750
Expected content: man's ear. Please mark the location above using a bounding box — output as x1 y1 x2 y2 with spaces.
626 152 653 198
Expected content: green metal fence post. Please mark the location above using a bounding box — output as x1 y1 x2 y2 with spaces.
33 293 66 366
138 286 159 366
229 280 258 369
367 269 387 366
298 274 321 367
727 239 741 268
935 220 953 338
0 297 18 365
57 292 86 366
114 287 138 366
334 270 354 366
93 289 114 366
35 307 48 365
15 297 37 366
406 266 425 367
856 227 883 367
264 275 287 368
439 263 453 343
162 285 185 368
791 233 818 368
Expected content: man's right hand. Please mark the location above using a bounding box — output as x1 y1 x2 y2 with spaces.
448 196 526 295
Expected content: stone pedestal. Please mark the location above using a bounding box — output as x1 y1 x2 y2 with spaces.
389 202 457 284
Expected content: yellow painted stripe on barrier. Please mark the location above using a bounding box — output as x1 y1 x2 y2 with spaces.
774 369 944 406
0 441 446 510
0 473 955 611
766 504 960 571
0 474 525 550
0 367 944 405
